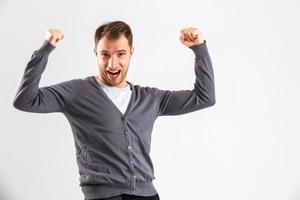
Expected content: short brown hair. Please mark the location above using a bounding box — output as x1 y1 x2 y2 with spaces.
94 20 133 48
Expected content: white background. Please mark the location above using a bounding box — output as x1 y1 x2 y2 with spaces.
1 0 300 199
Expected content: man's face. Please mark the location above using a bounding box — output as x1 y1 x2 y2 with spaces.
94 34 134 88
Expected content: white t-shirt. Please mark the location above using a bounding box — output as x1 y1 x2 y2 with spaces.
95 76 132 114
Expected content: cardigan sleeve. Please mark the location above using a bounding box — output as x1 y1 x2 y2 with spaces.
156 41 215 116
13 40 79 113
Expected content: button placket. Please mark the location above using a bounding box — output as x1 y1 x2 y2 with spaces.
132 175 136 192
121 116 137 191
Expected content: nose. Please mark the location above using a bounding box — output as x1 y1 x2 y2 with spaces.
108 55 119 70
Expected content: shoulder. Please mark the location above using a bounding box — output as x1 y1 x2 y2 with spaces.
130 82 168 98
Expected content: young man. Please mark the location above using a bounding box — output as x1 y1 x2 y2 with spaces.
13 21 215 200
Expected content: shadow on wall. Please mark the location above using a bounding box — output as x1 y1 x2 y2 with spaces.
0 190 10 200
0 180 16 200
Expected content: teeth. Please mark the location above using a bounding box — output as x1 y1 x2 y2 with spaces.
108 70 120 73
107 70 120 77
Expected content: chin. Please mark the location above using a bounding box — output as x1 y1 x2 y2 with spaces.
107 79 123 87
102 72 126 87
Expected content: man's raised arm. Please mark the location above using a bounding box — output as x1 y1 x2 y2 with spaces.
156 27 216 116
13 29 79 113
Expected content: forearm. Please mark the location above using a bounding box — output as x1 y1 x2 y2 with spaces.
190 40 215 106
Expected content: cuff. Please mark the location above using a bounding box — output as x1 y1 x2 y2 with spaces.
189 40 209 59
36 40 56 56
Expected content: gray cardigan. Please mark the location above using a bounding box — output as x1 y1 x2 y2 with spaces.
13 40 215 199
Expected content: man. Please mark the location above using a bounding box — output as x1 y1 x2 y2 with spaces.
13 21 215 200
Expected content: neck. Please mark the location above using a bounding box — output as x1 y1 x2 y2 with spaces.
96 75 128 88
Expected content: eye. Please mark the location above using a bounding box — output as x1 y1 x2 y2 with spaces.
118 52 126 57
101 53 110 58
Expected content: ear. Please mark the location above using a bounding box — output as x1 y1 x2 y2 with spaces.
130 46 134 55
93 48 97 56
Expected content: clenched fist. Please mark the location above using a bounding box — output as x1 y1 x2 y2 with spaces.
45 29 64 47
179 27 204 47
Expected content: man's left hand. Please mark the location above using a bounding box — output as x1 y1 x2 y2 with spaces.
179 27 204 47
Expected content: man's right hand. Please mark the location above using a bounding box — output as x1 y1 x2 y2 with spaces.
45 29 64 47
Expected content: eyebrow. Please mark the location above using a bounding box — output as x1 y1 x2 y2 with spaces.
100 49 127 54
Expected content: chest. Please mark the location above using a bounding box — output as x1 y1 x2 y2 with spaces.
66 86 158 133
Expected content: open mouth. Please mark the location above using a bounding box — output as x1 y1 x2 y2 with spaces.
107 70 121 78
